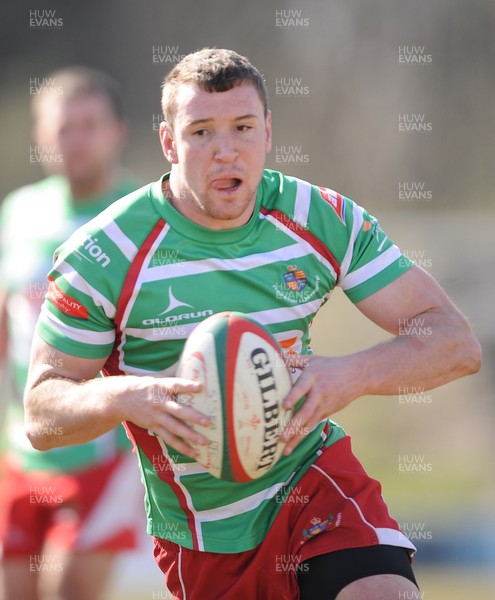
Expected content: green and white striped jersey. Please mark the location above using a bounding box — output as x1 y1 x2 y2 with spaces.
37 169 413 552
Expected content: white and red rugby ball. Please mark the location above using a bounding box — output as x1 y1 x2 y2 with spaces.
176 311 293 483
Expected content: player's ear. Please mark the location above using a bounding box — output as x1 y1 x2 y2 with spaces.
160 121 178 164
264 110 272 154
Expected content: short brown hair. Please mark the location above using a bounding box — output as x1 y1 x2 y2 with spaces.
161 48 269 127
32 66 124 120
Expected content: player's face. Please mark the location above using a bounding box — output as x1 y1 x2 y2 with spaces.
34 93 126 190
160 82 272 229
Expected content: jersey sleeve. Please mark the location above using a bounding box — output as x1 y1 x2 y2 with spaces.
36 223 125 359
337 200 414 302
300 182 414 303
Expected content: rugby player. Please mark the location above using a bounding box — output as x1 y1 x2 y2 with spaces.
23 49 481 599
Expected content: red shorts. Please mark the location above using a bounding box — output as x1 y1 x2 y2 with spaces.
153 436 415 600
0 452 142 557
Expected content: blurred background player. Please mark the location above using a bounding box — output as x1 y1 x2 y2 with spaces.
0 67 143 600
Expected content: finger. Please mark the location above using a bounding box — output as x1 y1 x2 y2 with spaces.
280 404 313 444
150 379 202 406
281 391 323 454
282 415 325 456
151 379 211 426
157 411 209 447
283 372 313 409
281 385 323 442
165 398 212 427
154 429 200 459
160 377 204 396
284 355 313 370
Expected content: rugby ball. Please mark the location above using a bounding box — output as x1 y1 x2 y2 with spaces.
176 311 293 482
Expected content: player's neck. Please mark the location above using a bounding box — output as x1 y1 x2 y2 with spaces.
69 167 120 201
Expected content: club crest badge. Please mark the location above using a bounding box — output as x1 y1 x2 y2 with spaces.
283 265 307 292
302 513 342 540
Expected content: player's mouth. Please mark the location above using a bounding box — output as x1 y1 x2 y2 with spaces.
210 177 243 193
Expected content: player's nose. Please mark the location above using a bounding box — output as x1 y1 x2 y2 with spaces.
213 132 239 163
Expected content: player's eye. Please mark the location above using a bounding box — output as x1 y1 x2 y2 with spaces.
237 125 252 132
192 129 208 136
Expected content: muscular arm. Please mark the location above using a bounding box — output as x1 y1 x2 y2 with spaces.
281 266 481 452
24 333 211 457
345 265 480 394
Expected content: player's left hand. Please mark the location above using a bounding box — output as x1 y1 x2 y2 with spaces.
280 354 361 455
